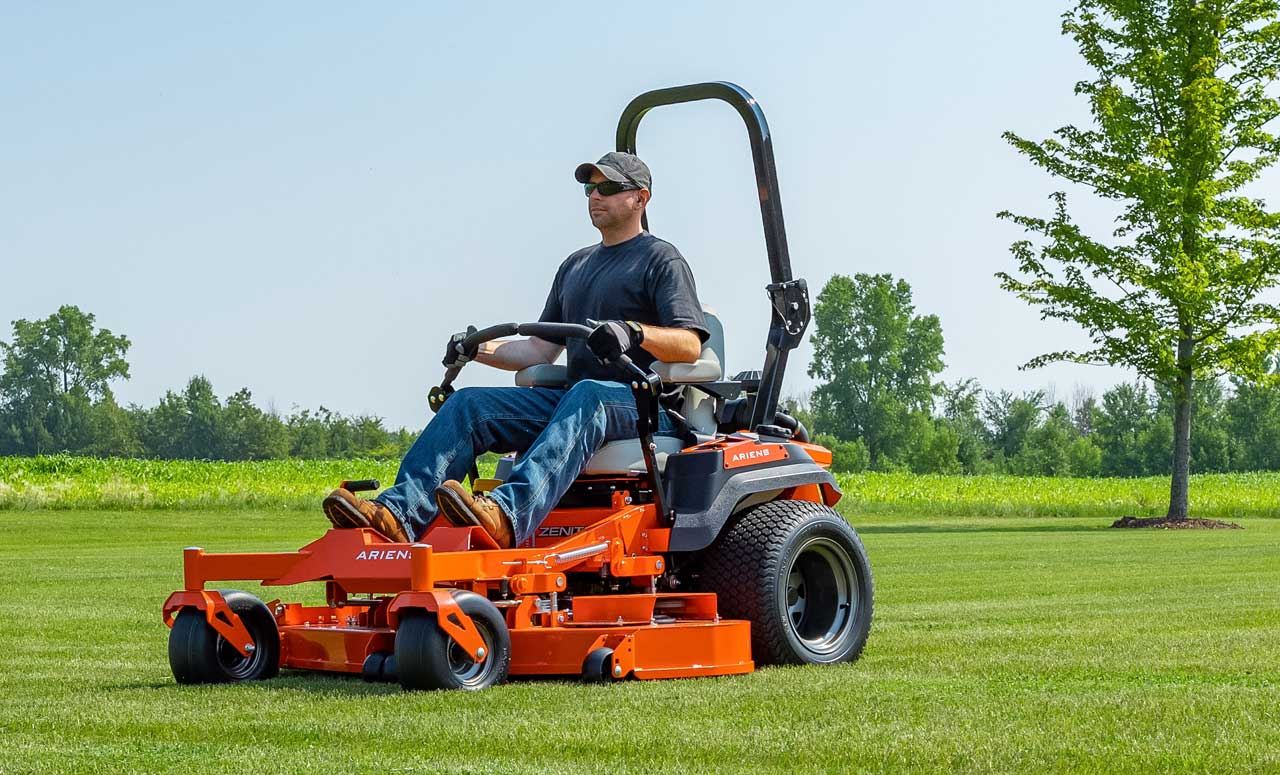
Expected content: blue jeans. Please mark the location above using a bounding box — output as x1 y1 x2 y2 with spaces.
376 379 674 544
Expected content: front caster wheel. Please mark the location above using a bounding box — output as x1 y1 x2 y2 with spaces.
168 590 280 684
581 647 617 683
395 591 510 691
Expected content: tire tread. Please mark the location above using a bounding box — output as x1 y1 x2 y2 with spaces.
697 499 874 665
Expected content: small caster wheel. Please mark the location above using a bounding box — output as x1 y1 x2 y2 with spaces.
395 591 510 691
582 647 616 683
169 590 280 684
361 652 388 683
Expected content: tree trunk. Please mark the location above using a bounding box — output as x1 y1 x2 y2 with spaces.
1167 338 1194 520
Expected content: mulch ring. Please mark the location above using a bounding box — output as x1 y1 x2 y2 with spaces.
1111 515 1243 530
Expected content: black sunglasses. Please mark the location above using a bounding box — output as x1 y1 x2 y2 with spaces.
583 180 639 198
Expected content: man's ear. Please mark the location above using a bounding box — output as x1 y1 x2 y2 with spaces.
636 189 651 209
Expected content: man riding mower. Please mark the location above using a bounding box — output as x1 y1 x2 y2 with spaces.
163 82 874 691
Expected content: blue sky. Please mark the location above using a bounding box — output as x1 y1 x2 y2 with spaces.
2 2 1234 429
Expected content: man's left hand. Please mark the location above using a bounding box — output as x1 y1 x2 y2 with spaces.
587 320 642 363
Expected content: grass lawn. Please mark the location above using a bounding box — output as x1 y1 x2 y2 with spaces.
0 506 1277 774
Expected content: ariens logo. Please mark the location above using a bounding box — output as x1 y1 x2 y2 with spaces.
730 448 774 464
355 549 412 561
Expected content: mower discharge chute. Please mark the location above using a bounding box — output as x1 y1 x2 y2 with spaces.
162 82 874 690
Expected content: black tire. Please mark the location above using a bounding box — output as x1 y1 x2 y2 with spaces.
581 647 616 683
696 499 873 666
168 589 281 684
361 652 388 683
395 591 511 691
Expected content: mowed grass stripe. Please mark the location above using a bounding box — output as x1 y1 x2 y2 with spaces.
0 509 1277 773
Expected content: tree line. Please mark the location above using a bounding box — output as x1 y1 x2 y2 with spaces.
0 306 416 460
798 273 1280 477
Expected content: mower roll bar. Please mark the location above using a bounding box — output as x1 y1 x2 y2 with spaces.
616 82 810 434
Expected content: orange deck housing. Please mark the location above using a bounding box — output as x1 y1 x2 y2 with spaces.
162 490 763 681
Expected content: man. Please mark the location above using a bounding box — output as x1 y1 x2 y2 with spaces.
323 152 707 548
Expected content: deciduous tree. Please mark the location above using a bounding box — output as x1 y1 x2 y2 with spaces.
1000 0 1280 517
808 273 944 468
0 306 130 454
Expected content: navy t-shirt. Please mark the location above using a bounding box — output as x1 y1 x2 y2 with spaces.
538 232 709 383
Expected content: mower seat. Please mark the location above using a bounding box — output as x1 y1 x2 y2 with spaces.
507 310 726 475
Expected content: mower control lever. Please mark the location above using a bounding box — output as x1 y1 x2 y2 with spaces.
430 322 620 411
340 479 381 493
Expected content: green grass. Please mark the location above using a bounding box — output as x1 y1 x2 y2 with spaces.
836 470 1280 519
1 506 1277 773
3 456 1279 519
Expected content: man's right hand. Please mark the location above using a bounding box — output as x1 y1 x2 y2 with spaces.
442 326 479 367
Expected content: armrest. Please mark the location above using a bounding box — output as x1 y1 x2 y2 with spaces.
514 364 569 387
652 345 722 384
516 345 722 387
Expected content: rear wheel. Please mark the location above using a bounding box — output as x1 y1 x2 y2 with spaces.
395 591 510 691
168 590 280 684
696 499 873 665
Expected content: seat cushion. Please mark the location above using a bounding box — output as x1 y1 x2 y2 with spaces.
493 436 688 479
582 436 687 474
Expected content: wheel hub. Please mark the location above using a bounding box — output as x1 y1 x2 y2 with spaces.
782 536 858 657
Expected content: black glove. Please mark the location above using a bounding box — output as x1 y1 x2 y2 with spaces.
442 325 479 367
586 320 643 364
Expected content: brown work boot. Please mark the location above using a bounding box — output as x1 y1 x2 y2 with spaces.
435 480 515 548
322 488 410 543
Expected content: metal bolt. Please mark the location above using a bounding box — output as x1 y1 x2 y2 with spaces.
655 560 663 571
244 644 256 653
613 664 623 677
476 647 486 660
556 577 564 588
557 613 565 623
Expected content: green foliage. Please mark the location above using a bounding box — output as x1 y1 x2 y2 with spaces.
0 455 498 510
1067 435 1104 477
1011 403 1078 476
0 305 130 454
983 390 1048 462
813 433 870 474
907 418 963 475
5 455 1278 518
1227 356 1280 468
999 0 1280 516
939 380 993 474
808 273 944 468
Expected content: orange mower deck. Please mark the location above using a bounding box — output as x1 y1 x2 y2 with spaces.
163 492 755 683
